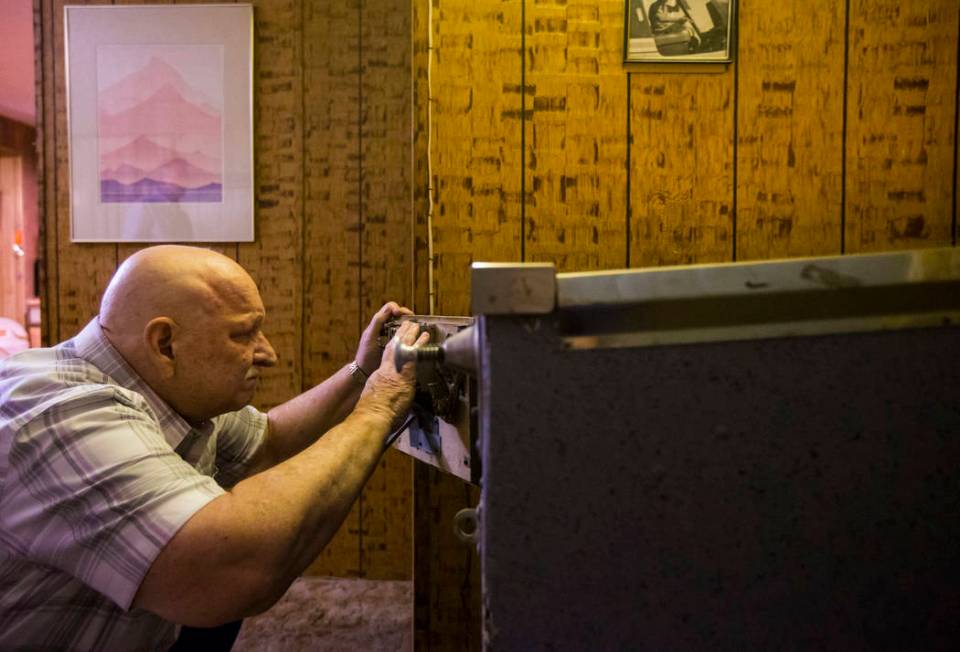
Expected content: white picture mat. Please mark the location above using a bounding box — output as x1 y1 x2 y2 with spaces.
65 4 253 242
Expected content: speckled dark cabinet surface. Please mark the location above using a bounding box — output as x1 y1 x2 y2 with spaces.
479 316 960 651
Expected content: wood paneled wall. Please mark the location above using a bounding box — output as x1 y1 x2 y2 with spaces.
422 0 957 282
35 0 416 581
416 0 959 646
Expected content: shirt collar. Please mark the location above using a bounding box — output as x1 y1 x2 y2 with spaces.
72 318 211 449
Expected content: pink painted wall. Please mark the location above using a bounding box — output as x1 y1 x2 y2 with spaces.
0 0 36 126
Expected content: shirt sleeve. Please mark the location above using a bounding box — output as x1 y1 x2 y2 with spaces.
211 405 268 488
0 387 226 611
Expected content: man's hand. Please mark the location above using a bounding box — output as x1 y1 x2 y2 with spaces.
355 302 413 377
355 320 429 427
252 302 415 476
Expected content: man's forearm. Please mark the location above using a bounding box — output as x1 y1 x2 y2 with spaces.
134 401 393 626
231 405 390 582
254 363 365 471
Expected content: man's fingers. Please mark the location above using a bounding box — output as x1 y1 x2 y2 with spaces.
368 302 414 337
382 301 412 318
381 301 400 316
369 304 397 330
401 322 421 344
386 321 418 355
393 324 428 348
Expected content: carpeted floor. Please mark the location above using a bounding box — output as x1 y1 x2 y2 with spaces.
232 576 413 652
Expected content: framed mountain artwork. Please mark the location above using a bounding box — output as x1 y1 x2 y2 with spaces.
65 4 253 242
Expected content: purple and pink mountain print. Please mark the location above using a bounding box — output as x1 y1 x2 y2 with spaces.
98 55 223 203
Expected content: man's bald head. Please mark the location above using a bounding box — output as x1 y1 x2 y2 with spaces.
101 245 254 343
98 246 275 422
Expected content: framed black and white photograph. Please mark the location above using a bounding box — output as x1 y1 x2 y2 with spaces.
624 0 735 63
65 4 254 242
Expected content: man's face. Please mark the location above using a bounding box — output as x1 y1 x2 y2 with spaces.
173 277 277 421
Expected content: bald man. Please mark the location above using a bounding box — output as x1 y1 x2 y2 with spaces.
0 245 426 651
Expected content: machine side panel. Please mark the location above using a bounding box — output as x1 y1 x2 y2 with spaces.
481 316 960 650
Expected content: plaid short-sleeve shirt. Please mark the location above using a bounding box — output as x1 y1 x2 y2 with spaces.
0 319 267 651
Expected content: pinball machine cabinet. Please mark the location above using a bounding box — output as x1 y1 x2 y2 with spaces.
397 248 960 650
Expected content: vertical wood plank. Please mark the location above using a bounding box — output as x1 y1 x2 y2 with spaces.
412 0 431 313
629 69 735 266
951 1 958 250
302 0 363 577
358 0 414 581
845 0 959 253
736 0 846 260
413 465 481 652
525 0 628 271
55 0 117 342
239 0 303 413
430 0 524 315
415 0 524 648
360 449 412 579
37 0 59 344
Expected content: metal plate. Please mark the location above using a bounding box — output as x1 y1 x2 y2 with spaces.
555 247 960 348
479 313 960 650
387 315 477 484
471 262 556 315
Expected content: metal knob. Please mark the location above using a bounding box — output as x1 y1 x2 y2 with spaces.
393 325 478 374
394 342 443 372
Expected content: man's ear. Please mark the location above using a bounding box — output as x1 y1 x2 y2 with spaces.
143 317 178 378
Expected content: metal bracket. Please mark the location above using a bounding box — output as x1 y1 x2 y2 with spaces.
408 406 441 454
471 262 556 315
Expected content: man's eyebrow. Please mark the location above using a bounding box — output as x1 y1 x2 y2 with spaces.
232 314 263 330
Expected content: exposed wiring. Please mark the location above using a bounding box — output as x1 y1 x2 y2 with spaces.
426 0 436 315
383 412 416 451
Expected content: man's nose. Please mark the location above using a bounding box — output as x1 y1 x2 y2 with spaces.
254 332 278 366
